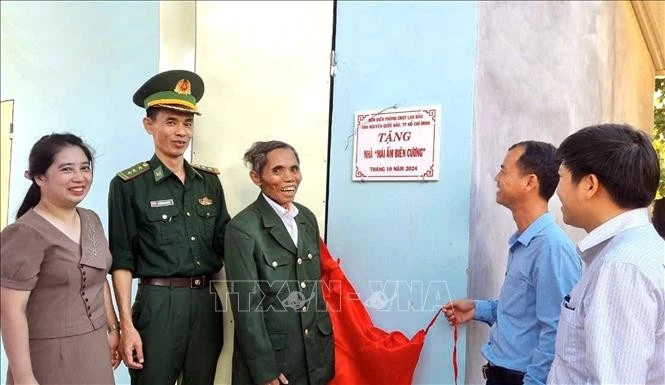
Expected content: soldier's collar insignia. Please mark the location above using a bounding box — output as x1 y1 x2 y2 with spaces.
153 166 165 182
198 196 213 206
174 79 192 95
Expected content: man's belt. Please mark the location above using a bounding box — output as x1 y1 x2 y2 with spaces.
139 275 210 289
482 362 525 385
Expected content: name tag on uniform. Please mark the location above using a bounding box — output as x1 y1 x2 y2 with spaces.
150 199 174 208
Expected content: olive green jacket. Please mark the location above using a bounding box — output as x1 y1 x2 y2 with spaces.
224 194 334 385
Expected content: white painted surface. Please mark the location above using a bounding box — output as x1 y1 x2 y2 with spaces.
160 1 196 162
193 2 333 383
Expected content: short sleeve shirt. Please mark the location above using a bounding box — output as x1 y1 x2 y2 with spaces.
107 155 231 278
0 208 110 338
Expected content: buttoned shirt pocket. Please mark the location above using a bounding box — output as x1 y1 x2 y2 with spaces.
261 252 293 284
196 203 217 240
145 206 183 244
303 249 321 276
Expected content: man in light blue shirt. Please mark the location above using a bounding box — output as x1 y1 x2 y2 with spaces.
444 141 581 385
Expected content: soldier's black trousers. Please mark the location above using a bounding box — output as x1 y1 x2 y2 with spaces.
129 284 224 385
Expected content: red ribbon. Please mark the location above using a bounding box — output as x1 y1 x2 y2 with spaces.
424 308 458 385
424 307 442 334
320 240 460 384
452 323 458 385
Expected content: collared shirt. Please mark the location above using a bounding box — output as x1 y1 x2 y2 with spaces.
108 154 231 277
474 212 581 385
547 208 665 385
262 193 299 246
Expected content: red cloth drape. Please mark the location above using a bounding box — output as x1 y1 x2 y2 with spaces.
320 240 445 385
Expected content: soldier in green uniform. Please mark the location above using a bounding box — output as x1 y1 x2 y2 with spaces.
108 69 230 385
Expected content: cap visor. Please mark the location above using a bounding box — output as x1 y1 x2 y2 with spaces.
152 104 201 116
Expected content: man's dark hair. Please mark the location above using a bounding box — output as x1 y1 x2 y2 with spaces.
146 107 160 121
509 141 559 200
243 140 300 174
557 123 659 209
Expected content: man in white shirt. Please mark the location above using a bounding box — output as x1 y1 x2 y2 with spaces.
547 123 665 384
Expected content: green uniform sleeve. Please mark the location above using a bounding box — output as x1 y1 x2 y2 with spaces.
224 223 279 384
108 177 137 272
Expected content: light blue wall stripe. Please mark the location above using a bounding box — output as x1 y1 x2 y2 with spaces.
327 1 477 383
1 2 159 384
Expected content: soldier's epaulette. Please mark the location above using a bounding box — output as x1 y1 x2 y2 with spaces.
116 162 151 181
191 163 220 175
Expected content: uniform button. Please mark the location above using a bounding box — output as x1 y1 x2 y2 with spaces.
196 261 201 266
190 236 196 241
297 258 302 264
307 253 313 259
304 329 309 336
81 270 86 276
194 279 201 286
271 261 278 268
88 313 92 318
85 298 89 302
300 282 306 289
162 214 168 220
186 212 191 216
302 306 307 312
87 306 91 310
81 292 85 296
83 277 86 282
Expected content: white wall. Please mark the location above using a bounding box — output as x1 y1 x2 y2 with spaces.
194 1 333 225
159 1 196 163
1 100 14 229
192 2 334 383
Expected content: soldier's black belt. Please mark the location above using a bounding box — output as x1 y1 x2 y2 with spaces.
139 275 210 289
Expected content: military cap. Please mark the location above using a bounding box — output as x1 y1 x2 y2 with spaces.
133 70 204 115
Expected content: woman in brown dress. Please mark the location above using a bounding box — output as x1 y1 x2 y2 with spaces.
1 133 120 384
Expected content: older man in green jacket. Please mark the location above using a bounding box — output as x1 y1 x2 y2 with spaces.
224 140 334 385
